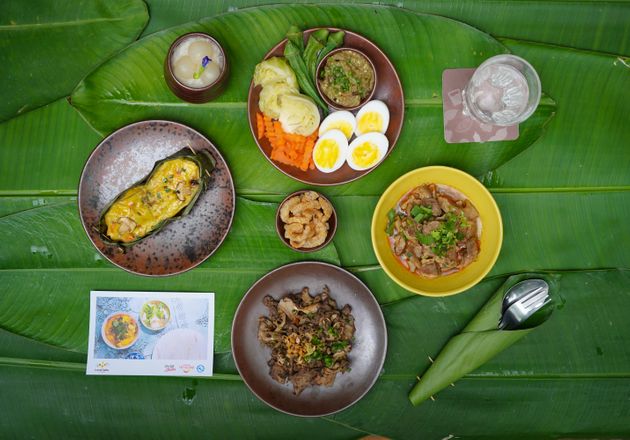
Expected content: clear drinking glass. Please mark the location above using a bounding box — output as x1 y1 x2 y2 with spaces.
461 54 541 126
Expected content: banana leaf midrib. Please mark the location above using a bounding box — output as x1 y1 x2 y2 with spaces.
3 185 629 199
2 265 628 276
4 357 630 381
497 36 630 59
0 267 317 274
85 95 557 109
0 16 137 31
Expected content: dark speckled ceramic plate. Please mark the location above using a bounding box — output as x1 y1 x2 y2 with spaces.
78 120 235 277
232 261 387 417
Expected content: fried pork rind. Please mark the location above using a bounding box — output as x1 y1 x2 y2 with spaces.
280 192 332 249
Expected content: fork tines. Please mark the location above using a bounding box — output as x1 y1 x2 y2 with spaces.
522 287 549 310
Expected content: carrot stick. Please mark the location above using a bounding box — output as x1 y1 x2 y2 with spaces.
256 113 265 140
301 138 315 171
261 115 319 171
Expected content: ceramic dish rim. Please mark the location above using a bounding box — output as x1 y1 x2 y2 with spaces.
231 260 388 417
77 119 236 277
371 165 503 297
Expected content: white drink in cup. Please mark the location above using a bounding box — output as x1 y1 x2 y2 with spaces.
462 54 541 126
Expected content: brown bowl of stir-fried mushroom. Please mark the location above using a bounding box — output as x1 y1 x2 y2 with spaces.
371 166 503 296
231 261 387 417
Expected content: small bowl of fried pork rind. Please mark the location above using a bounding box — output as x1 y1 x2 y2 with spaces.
276 190 337 252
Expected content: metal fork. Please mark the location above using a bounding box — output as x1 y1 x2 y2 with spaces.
498 280 551 330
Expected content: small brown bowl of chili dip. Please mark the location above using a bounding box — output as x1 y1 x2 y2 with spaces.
316 48 376 111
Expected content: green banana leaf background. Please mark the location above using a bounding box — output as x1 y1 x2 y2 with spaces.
1 0 629 438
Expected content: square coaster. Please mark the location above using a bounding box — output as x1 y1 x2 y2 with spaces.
442 68 519 143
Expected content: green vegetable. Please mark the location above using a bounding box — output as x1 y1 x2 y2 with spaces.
253 57 298 90
304 29 329 79
258 81 298 119
284 41 328 111
327 327 339 337
331 341 348 351
315 31 345 73
385 209 396 236
142 304 153 320
277 94 321 136
410 205 433 223
286 25 304 53
305 350 322 363
111 318 129 340
417 232 434 246
324 356 334 368
419 213 466 257
311 336 321 346
329 65 351 92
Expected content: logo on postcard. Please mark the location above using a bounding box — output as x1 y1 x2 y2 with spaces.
196 364 205 373
95 361 109 372
180 364 195 373
164 364 176 373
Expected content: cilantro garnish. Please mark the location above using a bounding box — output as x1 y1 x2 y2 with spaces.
410 205 433 223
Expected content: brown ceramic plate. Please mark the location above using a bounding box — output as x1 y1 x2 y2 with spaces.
232 261 387 417
78 120 235 276
247 28 404 186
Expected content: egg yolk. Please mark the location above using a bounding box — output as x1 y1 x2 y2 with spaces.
324 121 353 139
314 139 340 169
351 142 380 167
357 112 383 133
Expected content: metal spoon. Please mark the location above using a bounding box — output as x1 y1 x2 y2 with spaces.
498 279 551 330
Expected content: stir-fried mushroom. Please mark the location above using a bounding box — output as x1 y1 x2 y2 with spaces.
257 286 355 395
385 183 481 278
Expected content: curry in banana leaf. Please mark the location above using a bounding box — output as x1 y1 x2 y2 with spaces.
98 147 215 246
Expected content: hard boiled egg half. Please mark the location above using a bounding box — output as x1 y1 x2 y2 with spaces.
319 111 356 140
347 132 389 170
312 129 348 173
355 100 390 136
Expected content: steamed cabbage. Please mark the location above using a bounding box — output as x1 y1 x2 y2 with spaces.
253 57 298 90
259 81 298 119
254 57 320 136
278 94 321 136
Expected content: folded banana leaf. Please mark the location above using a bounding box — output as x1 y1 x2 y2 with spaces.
408 273 559 406
98 147 215 247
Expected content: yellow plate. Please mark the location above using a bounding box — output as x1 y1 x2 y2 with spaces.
371 166 503 297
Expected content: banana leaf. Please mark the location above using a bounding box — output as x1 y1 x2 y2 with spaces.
0 0 148 122
140 0 630 56
0 99 101 195
331 190 630 272
1 192 627 352
408 273 558 406
69 4 557 193
0 197 339 352
483 39 630 189
6 23 630 196
1 1 629 438
1 270 630 438
97 147 215 247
